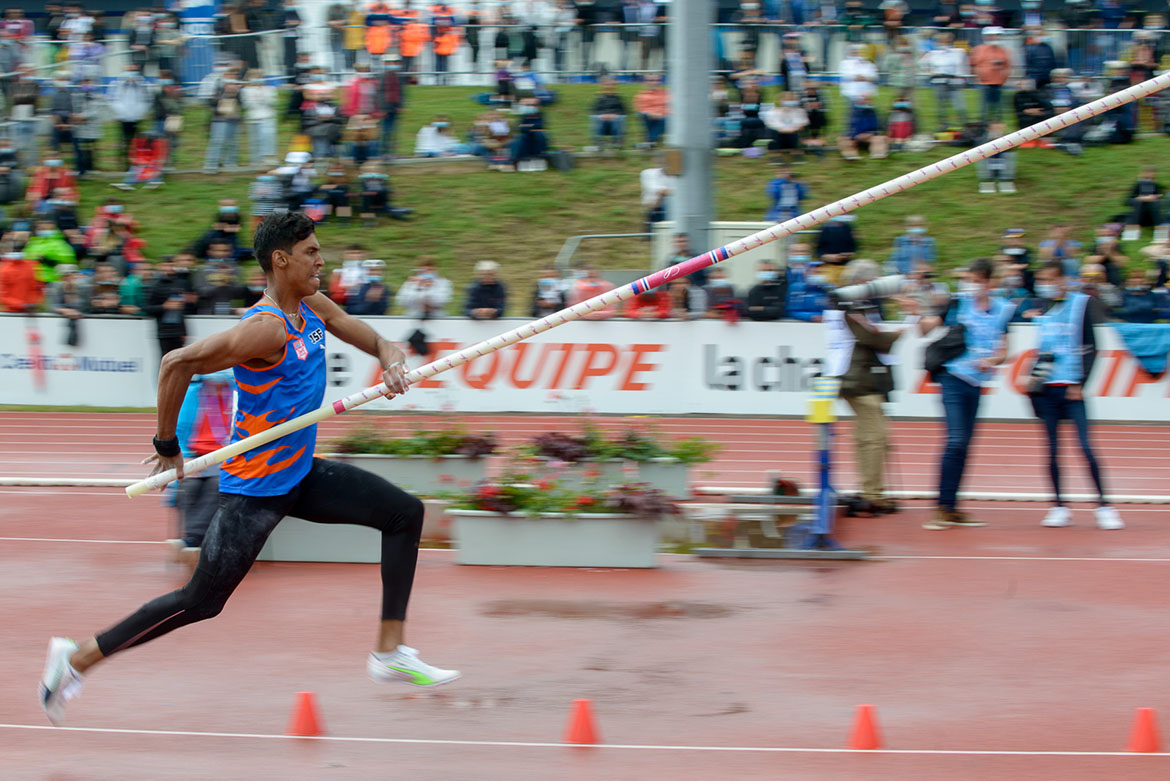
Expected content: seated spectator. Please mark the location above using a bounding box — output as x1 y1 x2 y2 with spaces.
347 259 392 316
510 98 549 170
746 261 786 321
23 220 76 280
1000 226 1033 290
1080 261 1123 313
727 82 769 150
762 92 808 164
1038 223 1083 278
45 188 80 233
897 261 950 319
703 268 740 319
87 265 126 315
357 161 410 224
469 110 512 166
1013 78 1053 130
568 266 617 319
975 121 1017 194
114 130 168 191
0 251 40 313
886 97 917 151
838 94 887 161
47 264 89 339
1045 69 1084 154
329 244 369 306
414 115 466 157
119 261 150 315
282 151 317 213
633 73 669 148
396 257 453 318
666 276 706 320
889 215 937 276
785 244 831 322
623 288 670 320
464 260 507 319
640 154 675 233
240 68 279 165
662 232 706 286
799 80 829 158
530 266 566 317
1091 225 1127 287
345 112 379 166
589 79 627 151
319 160 353 222
205 240 236 266
994 255 1035 319
816 214 858 285
1117 267 1158 324
103 219 148 275
190 200 243 260
1123 166 1165 242
25 157 78 207
764 164 808 224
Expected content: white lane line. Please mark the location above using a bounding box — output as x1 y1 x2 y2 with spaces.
0 723 1166 757
0 537 163 545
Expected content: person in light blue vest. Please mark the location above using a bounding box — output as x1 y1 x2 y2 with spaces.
1026 261 1124 530
917 258 1014 530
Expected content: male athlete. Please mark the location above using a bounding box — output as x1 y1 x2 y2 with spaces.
40 212 458 725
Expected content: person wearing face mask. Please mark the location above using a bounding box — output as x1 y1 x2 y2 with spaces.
110 65 151 171
530 266 566 317
1023 26 1057 91
1021 261 1123 530
998 227 1033 290
785 248 830 323
882 37 918 99
969 26 1012 123
745 260 786 321
815 214 858 283
568 265 617 319
23 220 76 283
1122 166 1165 243
913 257 1014 530
889 215 937 276
762 93 808 164
764 163 808 224
414 114 464 157
1116 268 1158 324
919 32 969 131
779 32 811 93
378 54 407 158
703 267 740 320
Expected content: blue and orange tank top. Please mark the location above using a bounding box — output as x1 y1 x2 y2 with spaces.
219 301 327 497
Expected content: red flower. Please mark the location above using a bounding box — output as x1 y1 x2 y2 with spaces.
439 473 454 484
575 495 596 507
536 479 552 491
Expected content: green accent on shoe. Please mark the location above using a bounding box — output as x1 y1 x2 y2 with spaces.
387 665 438 686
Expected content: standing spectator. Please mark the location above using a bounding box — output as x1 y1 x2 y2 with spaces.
281 1 302 78
667 276 706 319
154 74 184 169
398 15 431 77
746 260 786 320
0 251 40 312
829 258 903 513
589 79 628 150
25 157 78 208
240 69 278 165
1023 26 1058 90
1000 226 1033 289
346 258 392 315
799 80 829 158
126 10 155 74
623 287 670 319
1117 267 1158 324
1123 166 1164 243
764 164 808 224
326 1 349 73
639 154 674 234
465 0 484 73
203 70 243 173
633 73 669 148
154 13 185 77
464 260 507 319
838 44 877 111
396 258 453 318
247 173 284 230
342 0 366 71
530 266 566 317
67 31 104 83
146 256 190 359
762 92 808 164
969 26 1012 123
882 36 918 99
919 32 969 130
779 32 811 93
1027 261 1123 530
568 266 617 319
889 215 937 276
49 76 75 158
433 21 462 86
816 215 858 284
917 257 1013 530
378 53 406 157
110 63 152 171
663 232 707 286
975 120 1017 194
9 66 40 168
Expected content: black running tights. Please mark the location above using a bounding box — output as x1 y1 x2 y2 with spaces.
96 458 423 657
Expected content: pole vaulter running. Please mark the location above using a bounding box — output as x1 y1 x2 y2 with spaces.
38 73 1170 726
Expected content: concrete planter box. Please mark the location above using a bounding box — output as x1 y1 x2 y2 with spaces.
451 509 660 568
323 453 488 496
542 458 690 498
257 498 449 563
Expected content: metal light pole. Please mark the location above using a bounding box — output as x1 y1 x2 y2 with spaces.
666 0 714 253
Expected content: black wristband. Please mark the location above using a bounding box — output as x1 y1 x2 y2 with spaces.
153 436 181 458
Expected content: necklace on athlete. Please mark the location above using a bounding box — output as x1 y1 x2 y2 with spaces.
262 290 302 322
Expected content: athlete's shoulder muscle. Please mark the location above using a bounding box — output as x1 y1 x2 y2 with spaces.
182 313 287 374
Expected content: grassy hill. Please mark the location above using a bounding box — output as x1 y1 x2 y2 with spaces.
75 82 1170 314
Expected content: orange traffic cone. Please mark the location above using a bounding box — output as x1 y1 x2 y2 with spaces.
848 704 882 750
1126 707 1163 753
563 699 600 745
287 691 324 737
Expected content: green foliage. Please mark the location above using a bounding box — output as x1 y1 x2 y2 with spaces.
522 424 719 464
331 426 497 458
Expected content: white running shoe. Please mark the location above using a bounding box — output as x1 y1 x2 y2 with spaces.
368 645 460 687
1095 506 1125 530
978 181 995 194
1042 506 1072 527
39 637 83 726
998 181 1017 194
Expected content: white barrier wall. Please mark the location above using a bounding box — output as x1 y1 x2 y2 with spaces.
2 315 1168 421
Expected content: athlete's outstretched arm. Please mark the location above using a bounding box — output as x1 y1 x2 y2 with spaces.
306 292 409 396
151 316 287 480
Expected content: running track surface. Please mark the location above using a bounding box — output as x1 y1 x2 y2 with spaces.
1 411 1168 496
3 413 1170 778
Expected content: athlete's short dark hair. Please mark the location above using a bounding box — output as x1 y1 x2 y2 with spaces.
254 212 316 273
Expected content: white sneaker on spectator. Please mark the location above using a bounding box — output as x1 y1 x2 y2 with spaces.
1095 506 1124 530
998 181 1017 194
1042 506 1071 527
1155 225 1169 243
1122 227 1140 242
979 181 995 194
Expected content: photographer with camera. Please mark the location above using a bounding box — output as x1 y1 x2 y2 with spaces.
1024 261 1123 530
914 258 1013 530
825 260 906 514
